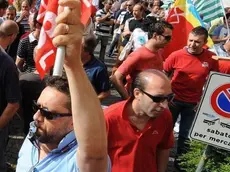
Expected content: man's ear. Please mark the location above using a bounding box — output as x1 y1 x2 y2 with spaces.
151 32 157 40
133 88 141 99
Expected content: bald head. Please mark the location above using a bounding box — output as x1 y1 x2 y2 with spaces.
0 20 19 38
131 69 171 96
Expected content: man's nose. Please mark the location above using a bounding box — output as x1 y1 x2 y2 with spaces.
159 100 168 109
33 110 44 122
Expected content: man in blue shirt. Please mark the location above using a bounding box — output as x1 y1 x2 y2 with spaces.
16 1 110 171
82 34 110 101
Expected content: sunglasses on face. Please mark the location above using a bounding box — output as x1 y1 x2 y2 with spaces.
139 89 174 103
33 101 72 120
127 4 132 6
159 34 172 41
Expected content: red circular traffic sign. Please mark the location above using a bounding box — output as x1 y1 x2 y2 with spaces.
211 84 230 118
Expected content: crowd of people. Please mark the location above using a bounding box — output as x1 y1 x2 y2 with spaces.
0 0 229 171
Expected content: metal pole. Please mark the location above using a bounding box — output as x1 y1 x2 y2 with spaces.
195 145 213 172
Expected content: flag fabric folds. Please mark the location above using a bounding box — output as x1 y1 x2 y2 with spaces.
36 0 58 78
194 0 224 23
36 0 96 78
162 0 214 59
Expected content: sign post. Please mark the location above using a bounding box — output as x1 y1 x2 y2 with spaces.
189 72 230 171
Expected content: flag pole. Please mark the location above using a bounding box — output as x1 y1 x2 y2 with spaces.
53 46 65 76
52 7 68 76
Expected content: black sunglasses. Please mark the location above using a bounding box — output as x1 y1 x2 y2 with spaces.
127 4 132 6
159 34 172 41
33 101 72 120
139 89 174 103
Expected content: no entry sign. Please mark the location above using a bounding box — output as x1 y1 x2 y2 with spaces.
190 72 230 150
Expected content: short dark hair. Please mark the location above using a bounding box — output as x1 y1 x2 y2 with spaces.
142 1 148 7
45 73 71 111
191 26 208 41
141 16 157 32
33 11 42 26
148 21 173 39
0 0 8 9
83 34 97 54
130 72 147 98
7 5 16 12
134 3 144 11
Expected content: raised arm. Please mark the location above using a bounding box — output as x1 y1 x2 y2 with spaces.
53 0 108 171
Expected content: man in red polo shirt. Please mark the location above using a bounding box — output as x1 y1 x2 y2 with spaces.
163 26 219 170
111 21 173 99
105 69 174 172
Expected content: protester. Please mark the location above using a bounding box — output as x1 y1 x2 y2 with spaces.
0 0 7 16
105 69 174 172
0 0 8 23
214 39 230 57
111 21 173 99
0 20 21 172
16 11 41 72
95 0 114 62
5 5 25 61
107 0 129 58
82 34 111 101
16 0 110 171
16 0 30 32
212 41 230 74
211 13 230 48
164 26 219 171
122 3 144 47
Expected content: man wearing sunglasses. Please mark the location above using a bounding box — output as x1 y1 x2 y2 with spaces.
164 26 219 171
111 21 173 99
16 1 109 171
105 69 174 172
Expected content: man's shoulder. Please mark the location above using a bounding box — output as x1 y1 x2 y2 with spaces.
96 9 105 15
168 48 186 58
0 51 16 69
104 101 127 118
213 25 225 35
19 35 29 43
85 58 107 71
203 48 216 56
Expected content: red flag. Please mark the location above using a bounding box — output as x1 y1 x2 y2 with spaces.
36 0 96 78
36 0 58 78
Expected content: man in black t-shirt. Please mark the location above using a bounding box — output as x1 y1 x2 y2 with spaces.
122 3 144 46
0 20 21 172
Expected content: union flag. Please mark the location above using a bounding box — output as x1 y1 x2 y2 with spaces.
36 0 97 78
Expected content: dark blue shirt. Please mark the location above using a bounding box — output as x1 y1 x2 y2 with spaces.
84 57 110 94
0 49 21 115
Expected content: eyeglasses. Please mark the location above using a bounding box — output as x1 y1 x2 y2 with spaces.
127 4 132 6
139 89 174 103
159 34 172 41
33 101 72 120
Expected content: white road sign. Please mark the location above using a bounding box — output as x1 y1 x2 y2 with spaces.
190 72 230 150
